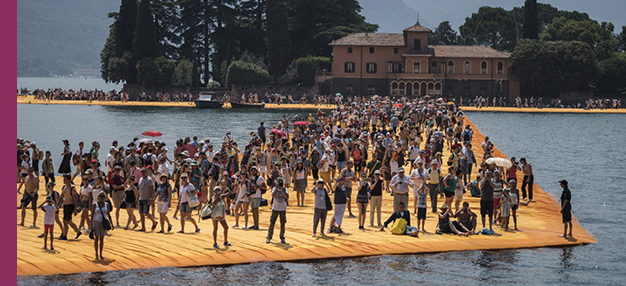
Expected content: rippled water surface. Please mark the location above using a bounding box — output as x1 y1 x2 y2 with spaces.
17 106 626 285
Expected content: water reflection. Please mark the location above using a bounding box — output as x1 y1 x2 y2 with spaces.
473 250 518 281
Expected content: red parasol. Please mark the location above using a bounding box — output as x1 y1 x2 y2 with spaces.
293 121 308 126
393 103 402 108
175 144 198 158
142 130 163 137
270 129 287 137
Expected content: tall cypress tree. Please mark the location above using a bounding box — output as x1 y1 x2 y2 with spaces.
133 0 158 61
522 0 538 39
266 0 290 81
114 0 137 58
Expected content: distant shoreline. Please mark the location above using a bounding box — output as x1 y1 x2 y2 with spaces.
17 96 626 113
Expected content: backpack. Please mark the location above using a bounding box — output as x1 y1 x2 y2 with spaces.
72 152 81 166
463 130 471 142
143 154 154 167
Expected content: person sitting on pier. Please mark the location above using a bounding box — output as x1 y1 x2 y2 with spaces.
379 201 418 237
437 203 470 236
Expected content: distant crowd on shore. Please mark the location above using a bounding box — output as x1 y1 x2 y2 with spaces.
18 95 577 260
19 87 622 109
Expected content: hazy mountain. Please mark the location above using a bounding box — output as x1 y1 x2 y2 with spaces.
17 0 118 77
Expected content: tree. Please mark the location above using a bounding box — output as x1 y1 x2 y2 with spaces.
114 0 137 58
155 56 176 84
136 58 161 86
458 6 518 51
151 0 181 59
598 52 626 94
541 17 619 60
288 0 378 59
100 24 117 83
295 56 330 85
428 21 458 45
266 0 290 81
522 0 538 39
225 60 270 87
173 59 194 86
510 39 601 93
620 26 626 51
133 0 158 62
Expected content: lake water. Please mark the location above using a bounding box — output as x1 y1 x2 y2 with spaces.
17 77 122 91
16 106 626 285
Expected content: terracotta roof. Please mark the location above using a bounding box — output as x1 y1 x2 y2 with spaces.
403 45 510 58
403 24 432 33
329 33 404 46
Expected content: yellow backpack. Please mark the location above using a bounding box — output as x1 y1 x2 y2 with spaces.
390 218 407 235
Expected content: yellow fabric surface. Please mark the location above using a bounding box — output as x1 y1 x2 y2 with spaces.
16 116 595 276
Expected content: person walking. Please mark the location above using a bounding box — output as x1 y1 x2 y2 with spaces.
210 186 231 248
267 177 288 244
137 168 157 232
177 173 200 233
427 161 441 213
122 176 139 230
156 173 173 233
520 158 534 202
559 180 573 237
18 167 39 227
59 175 81 240
58 140 72 175
91 191 114 260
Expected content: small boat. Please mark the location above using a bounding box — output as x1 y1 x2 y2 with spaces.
194 93 223 108
230 101 265 109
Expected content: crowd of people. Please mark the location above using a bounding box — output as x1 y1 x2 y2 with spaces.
17 96 575 260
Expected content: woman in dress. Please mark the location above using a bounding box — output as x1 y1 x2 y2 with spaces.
91 190 114 260
156 173 173 233
355 172 371 229
292 160 307 206
233 171 250 229
210 186 231 249
122 176 139 230
58 140 72 175
78 176 92 232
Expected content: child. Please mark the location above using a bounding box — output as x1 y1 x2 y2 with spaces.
40 196 57 250
500 188 511 231
416 184 429 233
508 179 519 230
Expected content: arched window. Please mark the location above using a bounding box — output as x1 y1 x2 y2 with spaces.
497 61 504 75
413 61 420 74
427 83 434 95
435 82 442 96
345 62 355 73
431 61 438 74
481 61 487 74
399 82 406 95
448 61 454 74
391 82 398 95
413 82 420 95
464 61 470 74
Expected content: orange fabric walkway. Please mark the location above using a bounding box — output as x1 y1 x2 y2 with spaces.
16 116 595 276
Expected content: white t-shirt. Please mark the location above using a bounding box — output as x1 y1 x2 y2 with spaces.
271 187 288 211
253 175 266 198
179 184 194 204
320 154 330 172
43 204 56 225
105 153 115 173
410 168 430 193
237 182 249 202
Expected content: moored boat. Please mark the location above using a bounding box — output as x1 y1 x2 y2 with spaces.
194 93 223 108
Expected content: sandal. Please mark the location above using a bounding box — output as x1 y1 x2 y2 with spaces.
213 243 220 249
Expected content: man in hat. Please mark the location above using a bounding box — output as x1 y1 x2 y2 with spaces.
559 180 572 237
18 167 39 227
109 165 126 227
390 167 414 212
427 160 441 213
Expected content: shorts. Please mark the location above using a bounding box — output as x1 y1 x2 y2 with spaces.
20 192 38 209
111 190 125 208
480 200 494 217
180 202 192 213
562 204 572 223
63 204 75 221
493 197 501 209
125 201 137 209
157 201 170 214
417 207 427 220
511 204 518 211
345 187 352 200
44 224 54 233
250 197 261 209
454 189 463 201
444 190 454 198
138 200 151 214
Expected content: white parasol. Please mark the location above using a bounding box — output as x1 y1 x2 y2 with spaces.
485 157 512 168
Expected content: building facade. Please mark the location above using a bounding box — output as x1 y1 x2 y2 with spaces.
327 24 520 99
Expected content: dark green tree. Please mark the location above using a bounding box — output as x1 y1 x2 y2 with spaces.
510 39 601 93
598 52 626 94
225 60 270 87
295 56 330 85
522 0 538 39
458 6 518 51
428 21 458 45
266 0 290 81
287 0 378 59
133 0 158 62
541 17 618 60
619 26 626 51
151 0 181 59
114 0 137 58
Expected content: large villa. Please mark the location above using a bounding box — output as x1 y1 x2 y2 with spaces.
326 23 520 99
